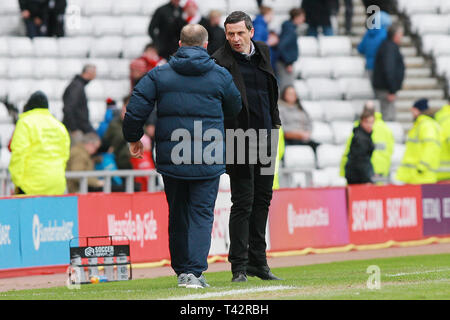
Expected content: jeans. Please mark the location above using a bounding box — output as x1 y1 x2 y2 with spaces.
163 175 220 277
306 25 334 37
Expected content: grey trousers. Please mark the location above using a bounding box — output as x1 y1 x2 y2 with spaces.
375 89 396 121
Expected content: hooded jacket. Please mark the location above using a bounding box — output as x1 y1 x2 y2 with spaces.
435 105 450 181
357 11 392 70
9 92 70 195
123 46 242 180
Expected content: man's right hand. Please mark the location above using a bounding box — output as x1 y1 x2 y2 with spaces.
21 10 30 19
129 141 144 159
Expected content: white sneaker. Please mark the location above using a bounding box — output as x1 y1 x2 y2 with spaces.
185 273 210 289
177 273 188 287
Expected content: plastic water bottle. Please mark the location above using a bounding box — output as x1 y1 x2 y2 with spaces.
104 257 115 281
88 257 99 278
116 254 128 281
70 255 86 283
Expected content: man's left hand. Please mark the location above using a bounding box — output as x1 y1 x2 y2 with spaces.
129 141 144 159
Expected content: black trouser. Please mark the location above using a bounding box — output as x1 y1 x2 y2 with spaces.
344 0 354 34
228 164 274 274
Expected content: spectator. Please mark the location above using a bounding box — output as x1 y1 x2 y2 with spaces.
123 24 242 288
182 0 208 27
301 0 334 37
252 6 273 43
278 85 319 153
276 8 305 91
19 0 49 38
345 108 376 184
342 0 354 35
435 103 450 181
212 11 282 283
340 101 394 181
96 98 120 139
9 91 70 195
205 10 226 55
66 132 104 193
62 64 97 142
358 10 392 78
129 43 165 90
372 23 405 121
148 0 184 60
47 0 66 37
396 99 442 184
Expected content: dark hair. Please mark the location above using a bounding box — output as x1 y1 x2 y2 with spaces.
224 11 253 31
144 43 156 52
360 108 375 121
281 85 304 111
289 8 305 20
259 5 272 16
387 22 403 40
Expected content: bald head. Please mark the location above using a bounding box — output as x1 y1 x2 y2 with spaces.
179 24 208 47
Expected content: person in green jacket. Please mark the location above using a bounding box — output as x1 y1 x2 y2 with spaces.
434 104 450 181
396 99 441 184
9 91 71 195
340 101 395 182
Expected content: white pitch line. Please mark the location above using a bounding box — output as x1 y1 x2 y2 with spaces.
385 268 450 277
166 285 296 300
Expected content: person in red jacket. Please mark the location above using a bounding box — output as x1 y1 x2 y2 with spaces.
129 43 166 90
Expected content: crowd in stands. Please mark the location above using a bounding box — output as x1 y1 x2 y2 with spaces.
1 0 450 196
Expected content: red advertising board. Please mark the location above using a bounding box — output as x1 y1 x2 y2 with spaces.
347 185 423 244
77 193 170 263
269 188 349 251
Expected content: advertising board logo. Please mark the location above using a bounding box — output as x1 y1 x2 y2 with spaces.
386 197 417 228
84 246 114 257
0 223 11 247
287 204 329 234
351 200 383 231
85 247 95 257
32 214 75 251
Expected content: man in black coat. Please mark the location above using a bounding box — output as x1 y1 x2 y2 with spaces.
148 0 184 60
19 0 49 38
47 0 66 37
212 11 282 283
62 64 97 141
372 23 405 121
301 0 334 36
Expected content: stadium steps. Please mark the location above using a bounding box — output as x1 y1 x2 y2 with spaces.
339 1 447 135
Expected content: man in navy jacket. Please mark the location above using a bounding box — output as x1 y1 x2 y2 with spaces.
123 24 241 289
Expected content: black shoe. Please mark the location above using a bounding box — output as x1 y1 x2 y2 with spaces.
247 265 283 280
231 271 247 282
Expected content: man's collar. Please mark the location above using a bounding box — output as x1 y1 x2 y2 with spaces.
240 41 256 60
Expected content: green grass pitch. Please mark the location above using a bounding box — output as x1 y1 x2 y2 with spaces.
1 253 449 300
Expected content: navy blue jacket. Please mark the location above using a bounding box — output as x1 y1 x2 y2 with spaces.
278 20 299 65
123 46 242 180
372 39 405 94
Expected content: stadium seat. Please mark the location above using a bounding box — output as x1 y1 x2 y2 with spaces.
295 57 333 79
103 80 131 102
123 36 152 59
85 58 110 79
90 36 123 58
0 147 12 170
306 78 343 100
331 57 366 78
268 14 289 35
283 145 316 170
112 0 143 15
385 121 405 144
8 37 33 57
312 169 331 187
197 0 228 17
141 0 167 16
435 56 450 77
391 143 406 169
33 38 59 58
399 0 440 15
85 80 106 101
92 16 124 37
0 0 20 14
311 121 333 144
322 100 355 122
316 144 345 169
58 59 84 80
298 37 319 57
432 40 450 57
7 58 34 79
58 37 91 58
330 121 354 145
0 123 15 148
83 0 112 16
0 80 8 100
340 77 375 100
410 14 449 35
122 16 150 37
319 36 352 56
301 101 324 121
420 34 449 55
293 80 310 100
49 100 64 121
441 0 450 14
64 16 94 37
33 59 60 79
327 167 347 187
0 103 10 123
109 59 131 80
0 59 8 78
228 0 259 15
88 100 107 123
0 38 9 57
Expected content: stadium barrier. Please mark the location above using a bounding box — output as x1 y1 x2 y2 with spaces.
1 183 450 278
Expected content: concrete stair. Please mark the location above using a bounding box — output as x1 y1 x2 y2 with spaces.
338 0 447 135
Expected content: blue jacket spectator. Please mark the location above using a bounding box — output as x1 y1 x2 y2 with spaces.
253 14 269 43
278 19 299 66
357 11 392 71
123 46 242 180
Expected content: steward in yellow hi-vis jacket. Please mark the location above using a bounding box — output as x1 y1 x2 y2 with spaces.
396 99 441 184
435 104 450 181
273 127 285 190
340 109 394 179
9 91 71 195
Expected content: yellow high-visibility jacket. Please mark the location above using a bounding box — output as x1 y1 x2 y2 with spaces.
340 112 395 178
273 127 285 190
435 105 450 181
9 108 71 195
395 114 441 184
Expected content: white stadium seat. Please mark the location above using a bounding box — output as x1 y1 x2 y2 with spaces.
301 101 324 121
49 100 64 121
0 103 10 123
8 37 33 57
306 78 343 100
83 0 112 16
322 100 355 122
33 38 59 58
400 0 440 15
0 38 9 57
112 0 143 15
298 37 319 57
58 37 91 58
85 58 110 79
0 147 12 169
123 36 152 59
103 80 131 102
85 80 105 101
90 36 123 58
0 0 20 14
283 145 316 170
295 57 333 79
319 36 352 56
0 59 8 78
58 59 84 80
109 59 131 80
316 144 345 169
228 0 259 15
331 57 366 78
92 16 124 37
340 77 375 100
7 58 34 79
88 100 107 123
141 0 167 16
385 121 405 144
33 59 60 79
293 80 310 100
0 124 15 148
311 121 333 144
391 144 406 168
420 34 449 55
330 121 354 145
122 16 150 37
